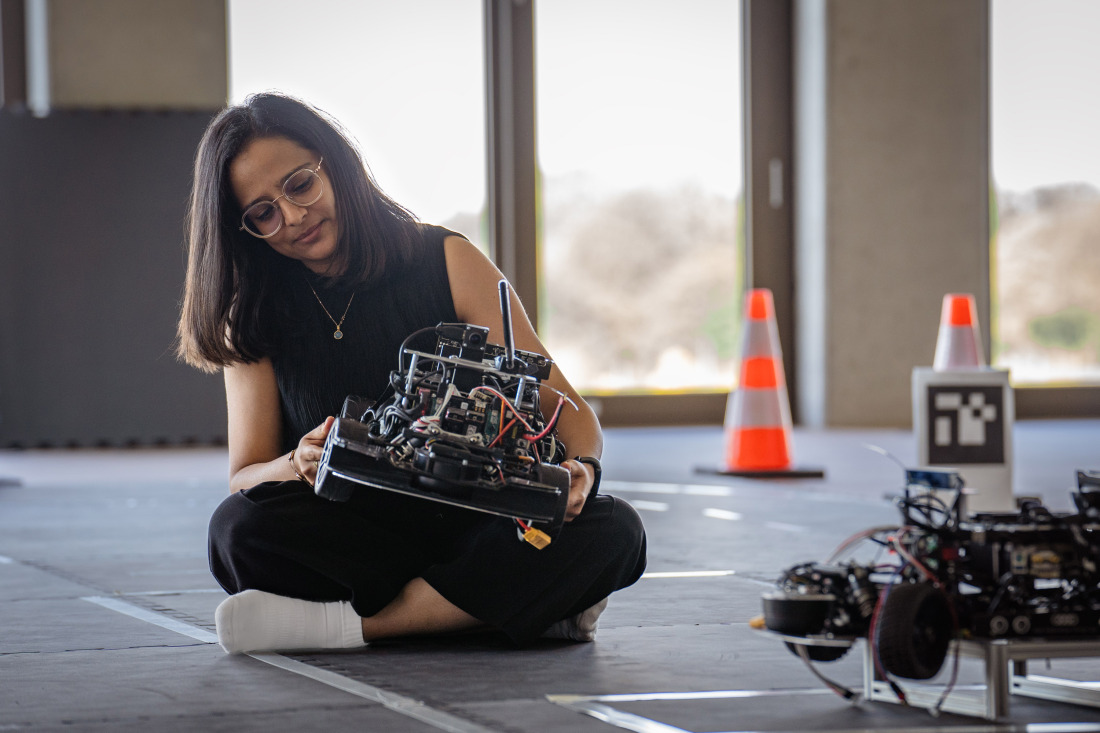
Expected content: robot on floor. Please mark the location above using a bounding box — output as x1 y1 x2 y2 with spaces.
314 281 572 548
761 468 1100 687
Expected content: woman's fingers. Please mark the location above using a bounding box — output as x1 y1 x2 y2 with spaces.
562 459 592 522
296 417 336 483
306 416 335 442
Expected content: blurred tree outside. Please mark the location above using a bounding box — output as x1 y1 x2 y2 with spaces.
993 183 1100 384
539 178 742 393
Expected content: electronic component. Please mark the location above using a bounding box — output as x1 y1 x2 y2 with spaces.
314 280 572 545
763 468 1100 682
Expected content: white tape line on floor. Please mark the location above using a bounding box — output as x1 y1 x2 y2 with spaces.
81 596 496 733
247 652 497 733
82 595 218 643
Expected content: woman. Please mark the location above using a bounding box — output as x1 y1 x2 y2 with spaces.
177 93 646 654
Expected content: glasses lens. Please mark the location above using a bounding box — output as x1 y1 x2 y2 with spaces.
284 168 323 207
242 202 282 237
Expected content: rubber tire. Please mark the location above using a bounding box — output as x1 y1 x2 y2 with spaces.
785 642 850 663
877 582 953 680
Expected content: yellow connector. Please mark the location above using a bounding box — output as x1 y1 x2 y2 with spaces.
748 614 766 630
523 527 552 549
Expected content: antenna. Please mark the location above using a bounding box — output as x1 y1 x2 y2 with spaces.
498 279 516 371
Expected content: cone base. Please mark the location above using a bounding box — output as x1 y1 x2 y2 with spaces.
724 427 793 473
695 466 826 480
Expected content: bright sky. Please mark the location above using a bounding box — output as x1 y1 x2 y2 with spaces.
229 0 485 223
991 0 1100 192
230 0 1097 218
228 0 740 223
535 1 741 199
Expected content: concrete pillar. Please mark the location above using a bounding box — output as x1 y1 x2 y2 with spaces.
795 0 990 427
0 2 229 446
28 0 226 112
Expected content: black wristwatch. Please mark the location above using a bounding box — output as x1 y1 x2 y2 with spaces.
573 456 602 499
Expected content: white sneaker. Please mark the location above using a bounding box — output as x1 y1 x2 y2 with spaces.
542 597 609 642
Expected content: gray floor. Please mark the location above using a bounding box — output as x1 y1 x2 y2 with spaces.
2 421 1099 732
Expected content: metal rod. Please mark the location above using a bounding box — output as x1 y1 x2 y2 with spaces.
499 278 516 371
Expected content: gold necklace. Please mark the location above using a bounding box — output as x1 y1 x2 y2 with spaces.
306 281 355 340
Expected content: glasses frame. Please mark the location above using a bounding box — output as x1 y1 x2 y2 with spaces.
238 157 325 239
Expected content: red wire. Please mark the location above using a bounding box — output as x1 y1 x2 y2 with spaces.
470 386 537 433
892 528 943 589
523 397 565 442
489 417 517 448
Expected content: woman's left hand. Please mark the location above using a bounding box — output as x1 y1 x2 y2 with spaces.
561 459 595 522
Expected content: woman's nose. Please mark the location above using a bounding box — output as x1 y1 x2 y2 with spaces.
279 198 309 227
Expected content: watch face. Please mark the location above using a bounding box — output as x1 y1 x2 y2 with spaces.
926 385 1005 465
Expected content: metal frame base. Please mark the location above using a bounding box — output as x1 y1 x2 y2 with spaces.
863 636 1100 720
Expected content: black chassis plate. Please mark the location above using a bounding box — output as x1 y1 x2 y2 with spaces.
315 418 569 532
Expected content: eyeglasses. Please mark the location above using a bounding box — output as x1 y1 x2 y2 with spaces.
239 157 325 238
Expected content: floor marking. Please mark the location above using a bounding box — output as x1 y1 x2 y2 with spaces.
83 595 495 733
550 697 690 733
603 481 684 494
554 688 836 703
764 521 809 533
248 652 497 733
603 481 733 497
548 689 1100 733
740 576 780 588
124 588 225 596
642 570 735 579
703 508 742 521
629 500 671 512
82 596 218 643
683 485 733 497
603 479 891 508
549 689 836 733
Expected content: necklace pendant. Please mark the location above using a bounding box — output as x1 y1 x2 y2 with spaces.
334 329 344 340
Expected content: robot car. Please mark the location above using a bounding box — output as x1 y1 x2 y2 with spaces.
762 468 1100 682
314 281 572 548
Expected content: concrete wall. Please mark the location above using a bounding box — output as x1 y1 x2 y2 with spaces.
39 0 226 110
795 0 990 427
0 112 227 447
0 1 229 446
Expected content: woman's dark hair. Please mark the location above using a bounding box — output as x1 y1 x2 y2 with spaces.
177 92 419 371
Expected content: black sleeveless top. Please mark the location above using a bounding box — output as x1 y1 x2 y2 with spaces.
269 224 459 452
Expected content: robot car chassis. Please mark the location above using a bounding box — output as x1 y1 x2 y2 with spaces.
315 281 572 548
762 467 1100 706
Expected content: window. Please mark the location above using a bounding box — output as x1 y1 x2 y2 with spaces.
534 0 744 394
228 0 485 237
990 0 1100 386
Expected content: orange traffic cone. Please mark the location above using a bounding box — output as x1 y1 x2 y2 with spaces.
933 293 985 370
702 289 823 479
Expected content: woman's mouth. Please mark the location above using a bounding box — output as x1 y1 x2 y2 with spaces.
295 221 324 244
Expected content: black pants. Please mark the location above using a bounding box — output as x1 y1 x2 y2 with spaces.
208 480 647 644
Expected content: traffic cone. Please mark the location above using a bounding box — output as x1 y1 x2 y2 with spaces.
933 293 985 370
700 289 823 479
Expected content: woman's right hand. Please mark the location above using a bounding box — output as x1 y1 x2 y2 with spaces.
292 416 335 486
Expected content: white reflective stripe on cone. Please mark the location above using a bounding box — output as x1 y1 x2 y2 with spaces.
933 324 984 370
741 318 785 360
728 387 791 429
